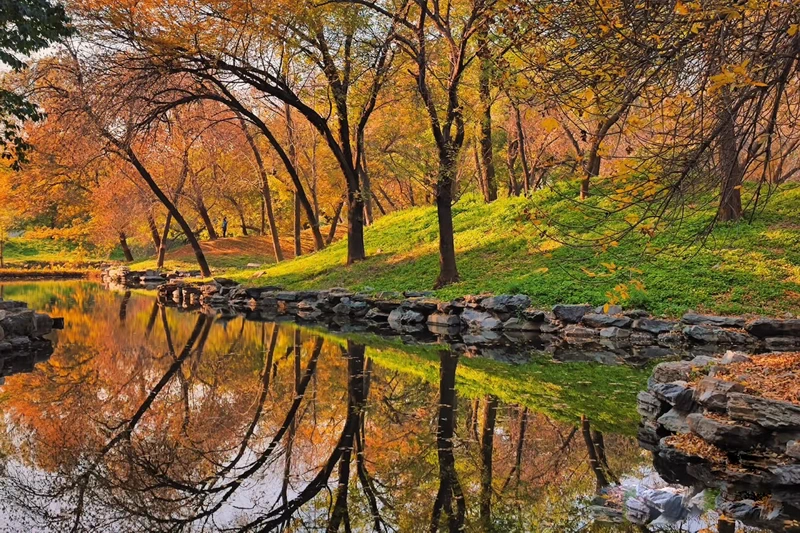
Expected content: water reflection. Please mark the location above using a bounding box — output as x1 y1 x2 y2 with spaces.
0 282 771 532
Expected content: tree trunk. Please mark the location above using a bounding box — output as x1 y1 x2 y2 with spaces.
157 213 172 269
196 197 217 240
514 104 531 195
147 214 161 253
327 200 345 245
1 240 5 268
718 101 744 222
478 31 497 203
226 196 248 236
434 162 459 288
118 232 134 262
294 192 302 257
479 395 497 530
125 147 211 276
347 192 366 264
507 137 520 196
581 147 601 200
358 137 375 225
240 117 283 261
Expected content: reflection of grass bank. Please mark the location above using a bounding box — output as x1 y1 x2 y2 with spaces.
299 325 650 435
130 183 800 317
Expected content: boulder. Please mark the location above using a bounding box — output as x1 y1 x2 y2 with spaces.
552 304 591 324
764 337 800 351
658 408 691 434
31 313 54 337
594 304 623 315
213 277 238 287
746 318 800 338
768 465 800 486
681 312 746 328
481 294 531 313
522 309 546 322
275 291 300 302
403 290 434 298
694 377 744 411
657 331 685 347
720 350 750 364
633 318 676 335
687 413 763 449
404 298 439 314
460 308 502 331
728 393 800 430
388 308 426 325
564 324 599 340
0 310 35 337
651 381 695 412
364 308 389 321
629 331 656 346
582 313 633 328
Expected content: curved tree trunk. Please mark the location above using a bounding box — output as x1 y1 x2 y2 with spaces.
147 214 161 253
125 147 211 277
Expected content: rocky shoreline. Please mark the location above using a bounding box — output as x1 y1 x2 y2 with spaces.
102 266 201 290
144 274 800 364
638 352 800 532
0 298 60 380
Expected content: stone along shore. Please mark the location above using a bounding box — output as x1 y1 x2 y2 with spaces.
639 352 800 532
0 298 60 381
150 277 800 363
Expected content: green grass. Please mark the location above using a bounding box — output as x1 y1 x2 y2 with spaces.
1 238 104 271
120 182 800 317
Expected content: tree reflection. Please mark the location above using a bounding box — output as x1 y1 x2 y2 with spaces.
0 285 654 532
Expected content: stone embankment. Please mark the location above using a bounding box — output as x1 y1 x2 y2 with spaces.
0 298 60 380
153 278 800 362
638 352 800 532
102 266 201 290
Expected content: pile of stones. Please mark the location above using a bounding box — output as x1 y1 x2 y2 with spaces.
0 298 60 380
102 266 201 290
638 352 800 532
153 279 800 363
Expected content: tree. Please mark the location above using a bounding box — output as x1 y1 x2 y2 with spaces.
0 0 72 166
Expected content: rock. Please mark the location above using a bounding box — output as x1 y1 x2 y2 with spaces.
682 312 746 328
582 313 633 328
623 309 650 318
332 302 352 315
768 465 800 485
659 408 691 434
539 323 561 334
657 331 685 347
427 313 461 327
694 377 744 411
728 393 800 430
8 336 31 348
687 413 763 449
764 337 800 351
460 308 502 331
719 501 761 521
275 291 300 302
481 294 531 313
689 355 717 368
31 313 53 337
502 317 541 331
746 318 800 338
633 318 676 335
629 331 655 346
0 324 4 341
214 277 238 287
683 325 754 345
564 324 599 340
522 309 546 322
438 300 465 314
651 381 695 412
720 350 750 364
0 310 35 337
787 440 800 459
633 346 672 359
651 361 695 384
594 304 623 315
404 298 439 313
637 391 665 421
552 304 591 324
373 300 400 313
599 326 631 339
364 308 389 321
403 290 434 298
388 308 426 325
374 290 402 300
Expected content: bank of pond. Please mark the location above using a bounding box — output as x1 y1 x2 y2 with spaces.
0 280 795 532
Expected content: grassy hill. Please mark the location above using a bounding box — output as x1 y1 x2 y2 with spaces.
128 183 800 317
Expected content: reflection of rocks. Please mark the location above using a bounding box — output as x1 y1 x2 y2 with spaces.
639 350 800 532
155 281 800 365
0 298 58 381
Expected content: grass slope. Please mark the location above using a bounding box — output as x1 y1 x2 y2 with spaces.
129 183 800 317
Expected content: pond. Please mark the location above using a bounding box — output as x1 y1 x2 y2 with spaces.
0 282 774 532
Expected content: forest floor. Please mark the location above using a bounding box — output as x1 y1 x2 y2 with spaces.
125 182 800 317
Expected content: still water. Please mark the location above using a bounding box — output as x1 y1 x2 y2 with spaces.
0 282 769 532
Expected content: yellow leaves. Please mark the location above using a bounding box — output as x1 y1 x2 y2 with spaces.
534 267 549 274
581 267 596 278
541 117 559 133
710 59 766 92
601 262 617 272
789 24 799 37
674 1 690 15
